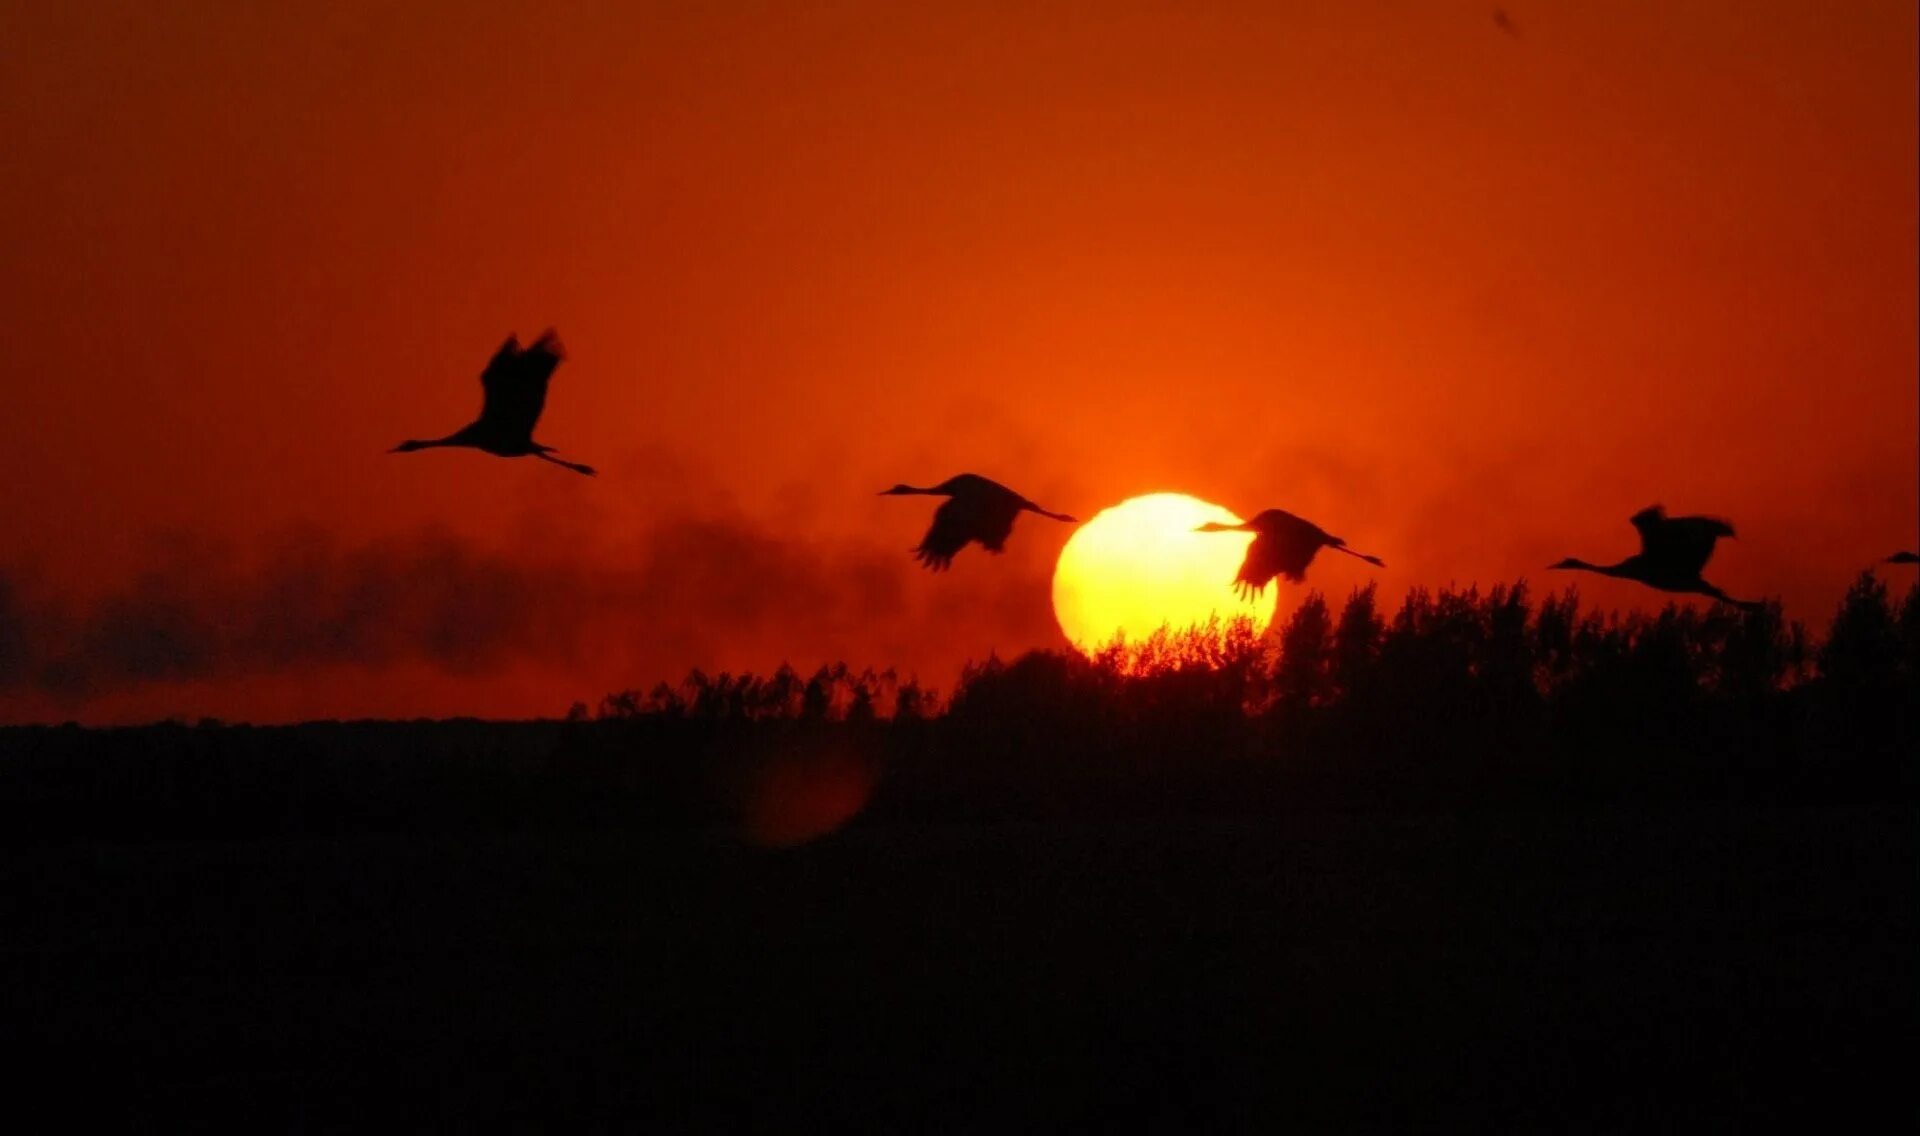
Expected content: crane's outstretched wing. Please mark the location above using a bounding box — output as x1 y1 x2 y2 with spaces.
1231 535 1282 598
478 330 564 443
1630 505 1734 577
974 500 1021 553
475 334 520 412
913 495 980 571
1251 510 1332 583
913 482 1031 570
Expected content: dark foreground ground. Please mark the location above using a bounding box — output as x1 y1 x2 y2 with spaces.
5 802 1912 1131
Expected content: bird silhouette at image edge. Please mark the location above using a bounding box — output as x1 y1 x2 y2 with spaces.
1887 551 1920 565
391 330 596 476
1549 505 1763 611
1195 509 1384 599
880 474 1075 571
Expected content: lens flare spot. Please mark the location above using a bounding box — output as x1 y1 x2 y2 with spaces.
737 747 878 849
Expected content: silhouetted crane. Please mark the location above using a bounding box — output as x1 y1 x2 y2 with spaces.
1550 505 1762 610
390 330 595 476
1888 551 1920 565
880 474 1075 571
1195 509 1384 598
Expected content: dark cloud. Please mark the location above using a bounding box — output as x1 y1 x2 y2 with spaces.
0 514 1059 714
2 528 589 698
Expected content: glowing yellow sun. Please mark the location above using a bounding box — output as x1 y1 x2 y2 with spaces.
1051 493 1276 655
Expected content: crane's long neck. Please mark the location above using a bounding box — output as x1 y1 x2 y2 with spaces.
392 434 466 453
1556 557 1631 578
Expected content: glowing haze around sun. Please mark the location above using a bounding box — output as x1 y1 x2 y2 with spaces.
1051 493 1276 655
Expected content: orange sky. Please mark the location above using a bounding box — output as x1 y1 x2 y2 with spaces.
2 1 1914 724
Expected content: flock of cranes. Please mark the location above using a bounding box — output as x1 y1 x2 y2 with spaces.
395 331 1918 608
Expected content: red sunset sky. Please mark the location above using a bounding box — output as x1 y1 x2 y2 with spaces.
1 2 1914 724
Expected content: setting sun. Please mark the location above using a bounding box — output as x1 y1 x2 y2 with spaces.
1052 493 1276 655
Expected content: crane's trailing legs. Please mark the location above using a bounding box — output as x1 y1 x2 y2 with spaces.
534 450 596 476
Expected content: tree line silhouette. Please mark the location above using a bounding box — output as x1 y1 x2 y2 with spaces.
601 573 1916 723
4 574 1911 844
848 574 1912 817
585 661 940 723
